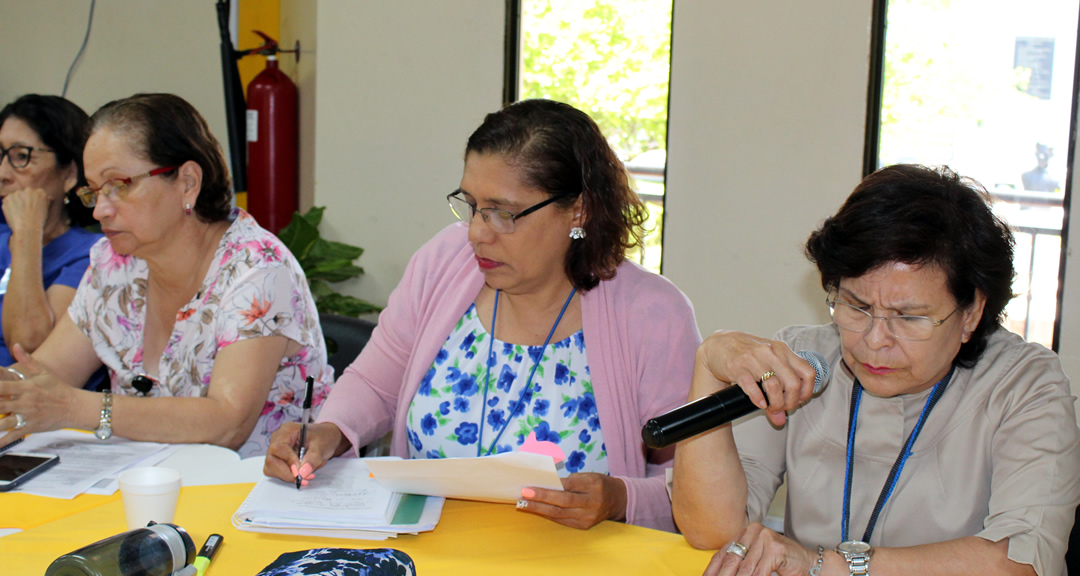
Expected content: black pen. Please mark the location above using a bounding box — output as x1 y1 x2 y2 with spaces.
295 375 314 489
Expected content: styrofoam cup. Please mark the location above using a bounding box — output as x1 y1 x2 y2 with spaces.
117 467 181 529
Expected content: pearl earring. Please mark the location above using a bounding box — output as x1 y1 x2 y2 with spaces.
569 227 586 240
185 203 192 216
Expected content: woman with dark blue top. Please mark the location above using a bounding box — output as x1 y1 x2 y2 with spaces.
0 95 101 366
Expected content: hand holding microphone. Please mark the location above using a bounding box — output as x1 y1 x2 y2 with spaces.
642 332 832 449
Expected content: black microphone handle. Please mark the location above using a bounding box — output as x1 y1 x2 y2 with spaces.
641 384 761 449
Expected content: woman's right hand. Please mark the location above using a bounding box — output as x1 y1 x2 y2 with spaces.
263 421 346 486
693 330 819 427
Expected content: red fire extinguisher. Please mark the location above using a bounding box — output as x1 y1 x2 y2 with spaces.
246 32 298 235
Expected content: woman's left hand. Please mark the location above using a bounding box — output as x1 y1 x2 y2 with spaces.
516 472 627 529
1 187 51 238
0 344 77 445
704 522 816 576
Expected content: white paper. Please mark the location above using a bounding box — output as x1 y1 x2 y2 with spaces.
366 451 563 503
9 430 173 499
234 458 404 529
154 444 265 486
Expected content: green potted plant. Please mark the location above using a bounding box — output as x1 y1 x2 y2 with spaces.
276 206 381 317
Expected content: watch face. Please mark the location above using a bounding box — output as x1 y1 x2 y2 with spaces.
837 541 872 554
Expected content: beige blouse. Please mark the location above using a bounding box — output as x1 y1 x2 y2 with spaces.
733 324 1080 576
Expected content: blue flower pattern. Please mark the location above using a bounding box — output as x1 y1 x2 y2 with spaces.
406 304 607 477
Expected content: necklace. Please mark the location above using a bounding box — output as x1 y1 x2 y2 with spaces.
475 287 577 457
841 365 955 542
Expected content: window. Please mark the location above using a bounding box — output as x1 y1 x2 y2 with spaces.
510 0 674 273
868 0 1080 348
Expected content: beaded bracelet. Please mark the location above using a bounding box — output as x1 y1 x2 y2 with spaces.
809 545 825 576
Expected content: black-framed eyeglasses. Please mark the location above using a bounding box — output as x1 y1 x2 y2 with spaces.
75 165 179 208
447 189 576 234
0 145 54 169
826 291 959 342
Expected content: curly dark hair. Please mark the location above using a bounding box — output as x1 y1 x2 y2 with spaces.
0 94 96 227
805 164 1016 367
465 99 648 291
88 93 232 222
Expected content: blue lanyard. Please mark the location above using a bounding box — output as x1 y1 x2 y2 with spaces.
475 287 577 457
841 365 954 543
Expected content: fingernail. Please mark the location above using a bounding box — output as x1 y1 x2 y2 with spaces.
521 487 536 499
290 464 298 476
516 499 528 509
299 463 313 476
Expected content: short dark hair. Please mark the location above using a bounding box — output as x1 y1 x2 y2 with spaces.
89 93 232 222
0 94 95 227
805 164 1015 367
465 99 648 291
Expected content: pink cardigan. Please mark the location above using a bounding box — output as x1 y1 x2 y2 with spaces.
318 223 700 531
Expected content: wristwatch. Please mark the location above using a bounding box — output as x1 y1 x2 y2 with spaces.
835 540 872 575
94 391 113 440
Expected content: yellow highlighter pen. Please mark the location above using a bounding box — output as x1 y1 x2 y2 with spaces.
193 534 223 576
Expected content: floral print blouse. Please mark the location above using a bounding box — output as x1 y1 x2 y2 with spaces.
68 209 332 457
405 303 608 476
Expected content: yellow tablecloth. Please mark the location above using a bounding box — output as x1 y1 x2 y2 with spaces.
2 483 715 575
2 491 119 530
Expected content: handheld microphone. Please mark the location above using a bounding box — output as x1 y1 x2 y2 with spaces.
641 350 831 449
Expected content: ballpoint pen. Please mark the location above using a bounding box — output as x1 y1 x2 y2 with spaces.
193 534 223 576
295 375 314 489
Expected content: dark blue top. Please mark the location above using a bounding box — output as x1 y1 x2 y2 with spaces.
0 225 102 366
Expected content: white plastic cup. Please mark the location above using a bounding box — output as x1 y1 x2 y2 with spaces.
117 467 182 530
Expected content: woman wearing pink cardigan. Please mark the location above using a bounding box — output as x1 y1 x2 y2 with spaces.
265 100 700 532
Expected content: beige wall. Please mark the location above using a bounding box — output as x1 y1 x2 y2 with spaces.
311 0 504 304
5 1 1080 403
0 0 228 162
279 0 318 211
663 1 872 337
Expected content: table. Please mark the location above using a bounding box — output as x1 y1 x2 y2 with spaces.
1 483 715 574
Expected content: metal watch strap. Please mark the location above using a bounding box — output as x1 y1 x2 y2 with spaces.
836 541 872 576
95 391 113 440
845 553 869 576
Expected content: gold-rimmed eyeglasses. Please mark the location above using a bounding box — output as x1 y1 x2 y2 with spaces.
447 189 575 234
827 292 959 341
75 165 179 208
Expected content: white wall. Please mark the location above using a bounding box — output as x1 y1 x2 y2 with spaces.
0 1 228 162
311 0 504 304
663 1 873 337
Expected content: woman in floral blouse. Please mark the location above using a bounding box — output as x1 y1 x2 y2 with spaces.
0 94 330 457
265 99 700 532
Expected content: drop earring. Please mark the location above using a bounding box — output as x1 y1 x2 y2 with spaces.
569 227 586 240
185 203 192 216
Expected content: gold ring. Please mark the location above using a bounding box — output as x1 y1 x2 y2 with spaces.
760 371 776 382
726 542 748 559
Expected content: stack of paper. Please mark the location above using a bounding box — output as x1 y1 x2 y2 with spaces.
232 458 443 540
3 430 179 498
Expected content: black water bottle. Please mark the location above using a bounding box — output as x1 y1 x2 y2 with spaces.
44 522 195 576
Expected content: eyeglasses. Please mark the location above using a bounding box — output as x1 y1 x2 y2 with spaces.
447 189 575 234
0 145 54 169
75 166 178 208
827 291 959 341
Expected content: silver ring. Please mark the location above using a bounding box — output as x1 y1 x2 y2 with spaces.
726 541 748 559
760 370 776 382
13 413 26 430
